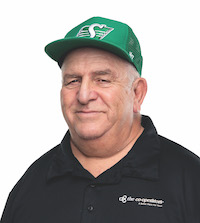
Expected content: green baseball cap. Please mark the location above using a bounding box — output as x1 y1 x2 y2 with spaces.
45 17 143 75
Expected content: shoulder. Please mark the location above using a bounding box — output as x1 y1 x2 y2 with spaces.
22 144 61 180
157 136 200 219
1 145 61 221
159 135 200 164
11 144 61 194
158 135 200 180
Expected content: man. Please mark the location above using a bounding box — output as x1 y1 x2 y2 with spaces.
1 16 200 222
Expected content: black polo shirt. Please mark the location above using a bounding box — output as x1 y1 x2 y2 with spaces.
1 116 200 223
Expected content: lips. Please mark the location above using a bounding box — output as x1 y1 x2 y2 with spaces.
75 110 104 117
76 111 102 115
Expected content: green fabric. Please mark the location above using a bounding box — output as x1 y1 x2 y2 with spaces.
45 17 143 75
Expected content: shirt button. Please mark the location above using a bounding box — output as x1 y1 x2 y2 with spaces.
88 205 94 212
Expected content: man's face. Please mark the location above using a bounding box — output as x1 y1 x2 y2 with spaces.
61 48 136 141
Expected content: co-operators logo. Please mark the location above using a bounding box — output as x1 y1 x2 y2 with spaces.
119 195 164 208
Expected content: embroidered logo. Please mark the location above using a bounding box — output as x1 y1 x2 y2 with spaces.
76 23 114 40
119 195 164 208
129 51 134 60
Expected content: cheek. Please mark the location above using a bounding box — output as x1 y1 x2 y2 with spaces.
116 89 135 116
60 88 76 111
100 89 127 118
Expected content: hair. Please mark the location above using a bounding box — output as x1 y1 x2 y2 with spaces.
125 62 140 88
130 64 140 80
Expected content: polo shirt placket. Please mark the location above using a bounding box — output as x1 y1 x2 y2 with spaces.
81 184 97 222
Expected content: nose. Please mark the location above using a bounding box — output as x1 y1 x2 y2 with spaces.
77 79 98 105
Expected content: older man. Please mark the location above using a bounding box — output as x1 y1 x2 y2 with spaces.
1 17 200 223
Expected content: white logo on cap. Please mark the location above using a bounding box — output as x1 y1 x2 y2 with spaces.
77 23 114 40
129 51 134 60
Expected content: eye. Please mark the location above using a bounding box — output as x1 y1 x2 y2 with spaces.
68 79 79 84
95 77 112 88
63 79 81 88
96 78 110 83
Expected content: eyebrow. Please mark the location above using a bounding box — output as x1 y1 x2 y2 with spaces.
93 69 112 75
62 74 80 83
63 74 80 78
63 69 112 77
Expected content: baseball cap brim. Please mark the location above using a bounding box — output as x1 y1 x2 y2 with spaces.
45 37 134 67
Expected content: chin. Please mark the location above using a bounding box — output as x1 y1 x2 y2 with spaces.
78 134 101 140
74 127 107 141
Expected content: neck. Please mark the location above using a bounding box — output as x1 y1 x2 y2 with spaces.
70 116 143 177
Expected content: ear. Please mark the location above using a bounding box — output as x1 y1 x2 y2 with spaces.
133 78 147 113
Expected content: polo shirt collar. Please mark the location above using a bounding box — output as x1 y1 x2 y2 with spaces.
121 115 160 181
47 115 160 182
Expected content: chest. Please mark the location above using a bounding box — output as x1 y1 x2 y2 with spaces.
12 178 186 223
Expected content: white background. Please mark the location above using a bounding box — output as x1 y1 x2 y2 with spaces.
0 0 200 216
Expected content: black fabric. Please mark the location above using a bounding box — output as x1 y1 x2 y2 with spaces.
1 116 200 222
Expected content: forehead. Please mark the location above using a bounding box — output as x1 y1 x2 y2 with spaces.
61 47 129 73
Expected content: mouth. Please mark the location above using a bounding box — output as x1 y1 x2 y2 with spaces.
76 111 101 114
76 110 103 117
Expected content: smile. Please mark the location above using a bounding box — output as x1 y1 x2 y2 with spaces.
76 111 103 117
